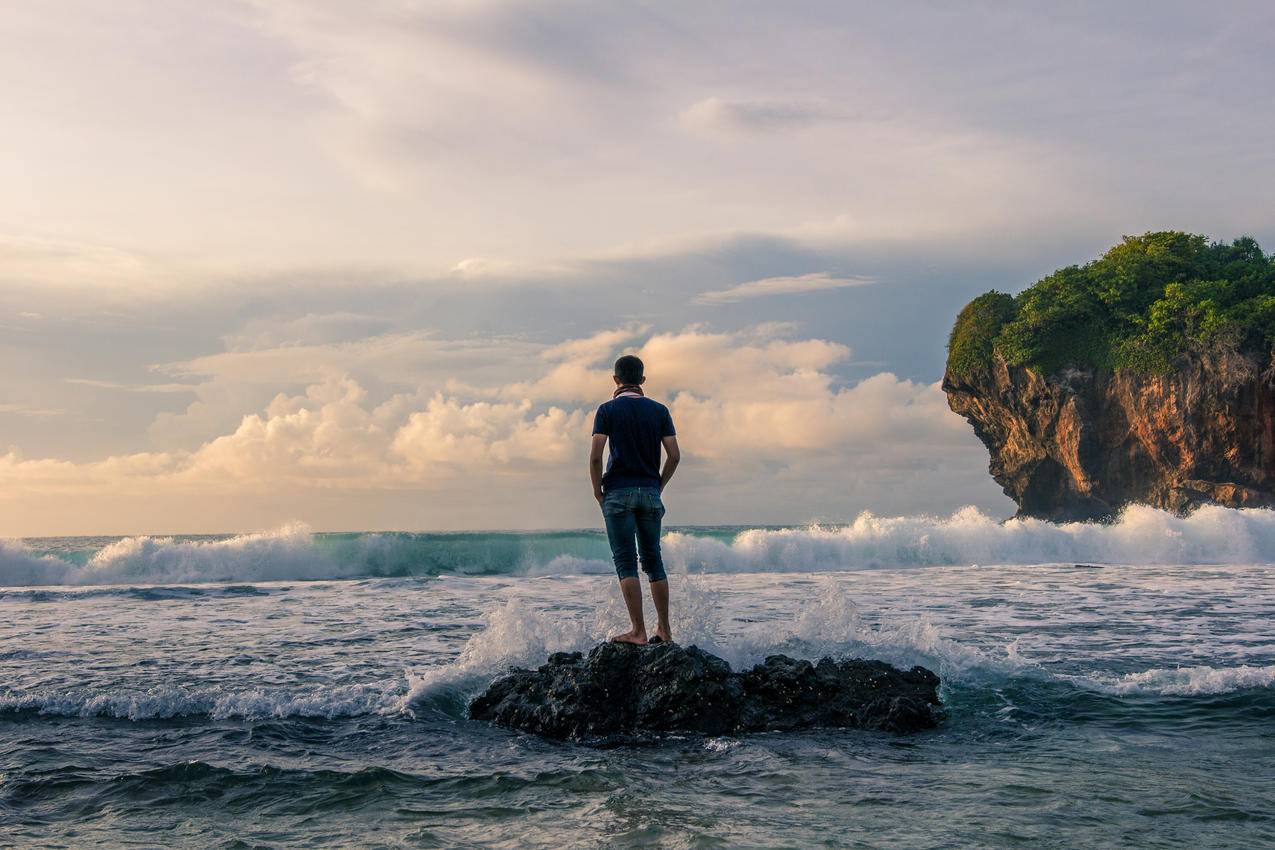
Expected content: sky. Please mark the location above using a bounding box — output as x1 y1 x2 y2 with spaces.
2 1 1274 536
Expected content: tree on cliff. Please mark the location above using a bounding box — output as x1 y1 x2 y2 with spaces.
948 232 1275 377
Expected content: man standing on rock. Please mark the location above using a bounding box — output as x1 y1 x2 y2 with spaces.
589 354 680 646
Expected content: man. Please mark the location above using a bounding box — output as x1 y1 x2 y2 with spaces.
589 354 680 645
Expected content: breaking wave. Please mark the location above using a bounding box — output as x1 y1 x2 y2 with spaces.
0 680 404 721
663 504 1275 572
1082 664 1275 696
6 503 1275 588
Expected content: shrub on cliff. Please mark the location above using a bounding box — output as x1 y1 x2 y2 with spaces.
947 232 1275 376
947 291 1017 376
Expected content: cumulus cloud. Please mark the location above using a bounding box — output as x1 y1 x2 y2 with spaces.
0 324 1007 534
392 397 588 470
694 272 875 305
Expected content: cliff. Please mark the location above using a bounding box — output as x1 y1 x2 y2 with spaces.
943 349 1275 521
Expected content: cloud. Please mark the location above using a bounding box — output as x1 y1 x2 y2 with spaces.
158 331 541 387
694 272 875 305
6 0 1273 293
220 312 394 351
681 97 847 133
0 403 64 418
497 324 852 405
0 325 1008 534
64 379 198 394
392 396 588 470
5 2 1271 536
449 257 577 280
0 235 166 289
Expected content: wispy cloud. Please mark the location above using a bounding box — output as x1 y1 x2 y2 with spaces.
694 272 875 305
64 378 199 394
681 96 847 133
0 235 163 289
0 403 64 417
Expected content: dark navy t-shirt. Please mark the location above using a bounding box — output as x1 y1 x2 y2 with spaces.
592 396 676 491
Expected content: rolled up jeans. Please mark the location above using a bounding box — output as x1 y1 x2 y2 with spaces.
601 486 667 582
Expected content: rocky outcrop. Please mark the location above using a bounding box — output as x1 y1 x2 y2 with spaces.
468 641 941 743
942 348 1275 522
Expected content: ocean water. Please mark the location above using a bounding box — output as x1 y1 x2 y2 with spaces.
2 505 1274 848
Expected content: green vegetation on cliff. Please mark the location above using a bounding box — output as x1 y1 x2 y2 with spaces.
947 232 1275 376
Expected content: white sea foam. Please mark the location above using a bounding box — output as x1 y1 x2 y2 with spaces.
7 503 1275 588
402 574 730 706
713 579 1029 683
525 554 613 576
76 523 342 585
402 576 1023 710
0 539 76 585
403 595 609 705
403 574 1275 710
1085 664 1275 696
664 504 1275 572
0 681 404 721
1 523 349 587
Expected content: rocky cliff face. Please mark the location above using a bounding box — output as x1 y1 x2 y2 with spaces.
942 348 1275 521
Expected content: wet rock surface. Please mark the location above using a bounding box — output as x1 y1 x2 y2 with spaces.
468 641 941 743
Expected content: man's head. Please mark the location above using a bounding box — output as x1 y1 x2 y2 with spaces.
613 354 645 385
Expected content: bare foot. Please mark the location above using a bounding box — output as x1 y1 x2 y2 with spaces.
652 626 673 644
609 629 648 645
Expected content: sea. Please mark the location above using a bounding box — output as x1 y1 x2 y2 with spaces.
2 504 1273 848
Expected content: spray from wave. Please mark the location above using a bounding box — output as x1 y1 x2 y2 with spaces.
398 574 1042 713
7 504 1275 588
402 576 1271 711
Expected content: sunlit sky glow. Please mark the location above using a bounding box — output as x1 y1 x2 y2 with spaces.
2 1 1274 535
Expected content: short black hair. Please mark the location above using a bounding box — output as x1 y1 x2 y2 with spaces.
614 354 644 384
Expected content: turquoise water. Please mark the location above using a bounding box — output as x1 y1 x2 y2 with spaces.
2 518 1274 847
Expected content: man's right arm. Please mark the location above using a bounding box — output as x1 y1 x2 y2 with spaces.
590 405 609 506
659 435 680 492
589 433 608 505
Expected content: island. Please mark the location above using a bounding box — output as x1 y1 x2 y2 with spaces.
943 231 1275 521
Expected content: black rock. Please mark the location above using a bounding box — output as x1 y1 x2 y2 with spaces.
468 642 941 742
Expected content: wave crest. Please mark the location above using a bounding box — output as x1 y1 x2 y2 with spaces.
665 504 1275 572
1087 664 1275 696
7 503 1275 588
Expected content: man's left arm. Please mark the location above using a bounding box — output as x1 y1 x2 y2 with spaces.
659 436 680 492
658 407 678 493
